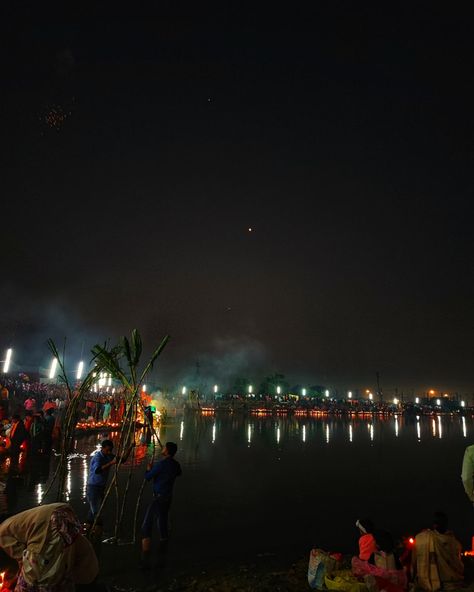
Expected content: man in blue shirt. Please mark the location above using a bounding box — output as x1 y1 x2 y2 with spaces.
140 441 181 568
86 439 133 530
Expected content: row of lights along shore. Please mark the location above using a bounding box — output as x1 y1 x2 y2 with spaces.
0 348 467 406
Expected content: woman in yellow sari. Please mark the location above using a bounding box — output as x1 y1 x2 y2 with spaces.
0 503 98 592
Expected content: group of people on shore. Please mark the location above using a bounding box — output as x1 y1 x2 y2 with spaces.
306 447 474 592
353 513 463 591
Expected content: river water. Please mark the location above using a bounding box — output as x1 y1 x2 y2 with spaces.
2 413 474 580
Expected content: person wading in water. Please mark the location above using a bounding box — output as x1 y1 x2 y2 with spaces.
140 441 182 569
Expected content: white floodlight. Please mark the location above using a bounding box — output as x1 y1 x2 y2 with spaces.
76 361 84 380
49 358 58 380
3 348 12 374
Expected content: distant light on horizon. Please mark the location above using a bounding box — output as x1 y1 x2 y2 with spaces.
182 386 186 395
302 388 306 396
214 384 218 393
348 391 352 399
49 358 58 380
3 348 12 374
415 397 420 404
325 389 329 397
393 397 399 405
368 393 373 401
142 384 147 392
436 398 441 406
276 385 281 394
248 384 253 394
76 361 84 380
461 400 466 407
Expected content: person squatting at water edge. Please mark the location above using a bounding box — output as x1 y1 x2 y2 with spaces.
140 441 182 569
0 503 98 592
85 439 134 537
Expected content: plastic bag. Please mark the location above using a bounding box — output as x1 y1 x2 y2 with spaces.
325 569 368 592
308 549 342 589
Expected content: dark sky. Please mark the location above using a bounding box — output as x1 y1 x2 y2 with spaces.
1 4 473 392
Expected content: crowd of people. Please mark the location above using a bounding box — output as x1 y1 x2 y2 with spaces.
0 380 133 459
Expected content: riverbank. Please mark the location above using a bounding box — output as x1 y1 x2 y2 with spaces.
98 545 307 592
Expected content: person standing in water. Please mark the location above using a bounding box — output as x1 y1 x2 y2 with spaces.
140 442 182 568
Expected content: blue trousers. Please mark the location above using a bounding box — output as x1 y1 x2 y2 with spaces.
141 495 172 540
86 484 105 524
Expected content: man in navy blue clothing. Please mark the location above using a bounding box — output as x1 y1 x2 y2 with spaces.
140 441 181 567
86 438 134 530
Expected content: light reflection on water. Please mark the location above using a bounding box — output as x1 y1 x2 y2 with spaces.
182 414 473 448
4 413 472 529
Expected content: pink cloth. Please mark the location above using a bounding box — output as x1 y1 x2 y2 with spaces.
352 556 407 589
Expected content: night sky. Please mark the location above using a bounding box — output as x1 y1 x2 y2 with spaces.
2 5 473 392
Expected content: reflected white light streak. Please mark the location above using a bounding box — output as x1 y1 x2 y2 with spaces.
65 461 72 501
325 423 330 444
462 416 467 438
369 423 374 441
432 418 436 437
276 426 281 444
302 425 306 442
180 421 184 440
349 423 353 443
438 415 442 439
82 458 88 498
417 421 421 441
247 424 252 445
212 422 216 444
76 361 84 380
36 483 43 505
395 417 399 438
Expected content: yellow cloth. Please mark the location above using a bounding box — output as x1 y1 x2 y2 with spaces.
0 503 98 589
325 570 368 592
413 529 463 592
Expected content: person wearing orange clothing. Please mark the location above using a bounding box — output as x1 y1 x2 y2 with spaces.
9 415 28 454
43 398 57 413
356 518 377 561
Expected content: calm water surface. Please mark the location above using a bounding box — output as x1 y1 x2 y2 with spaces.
5 413 474 568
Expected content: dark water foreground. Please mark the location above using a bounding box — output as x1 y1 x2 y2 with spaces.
3 414 474 589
